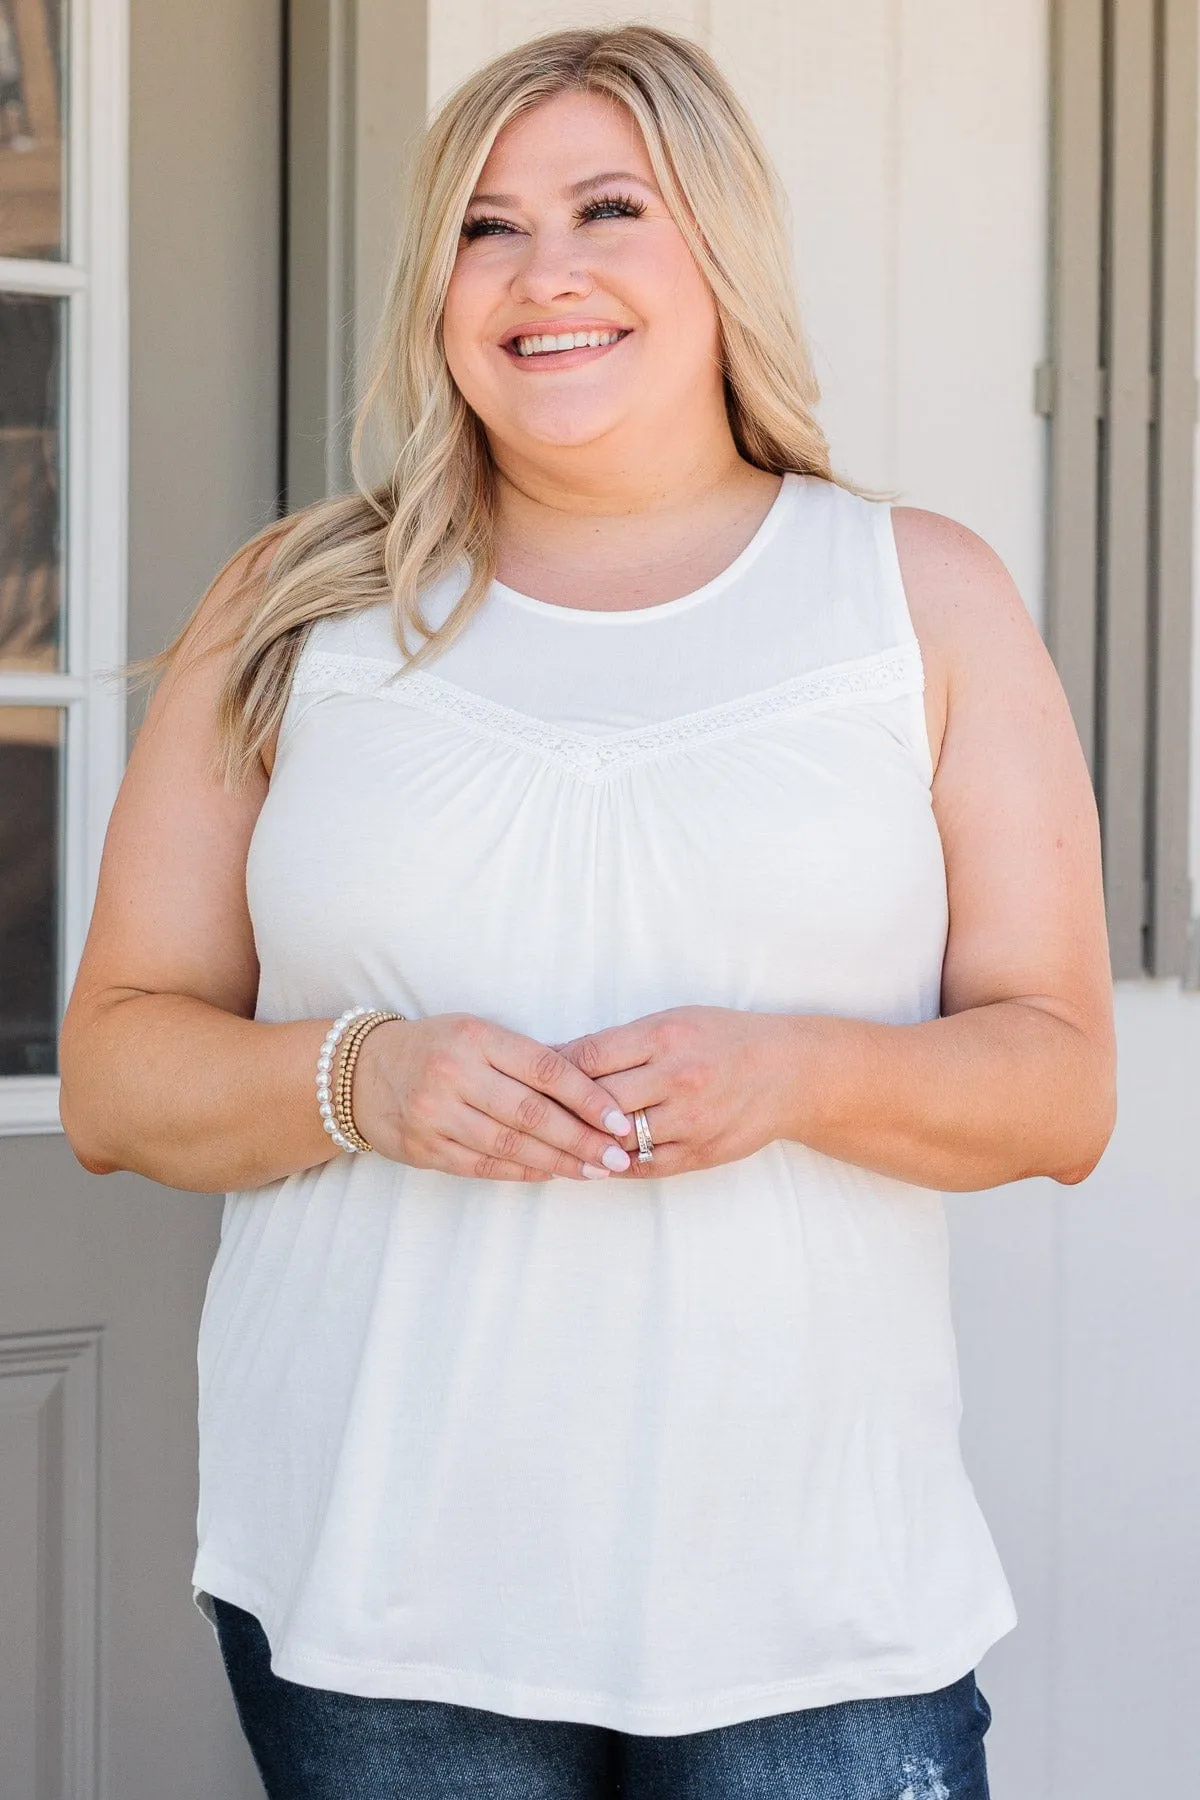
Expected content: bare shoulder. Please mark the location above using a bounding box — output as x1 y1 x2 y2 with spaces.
143 521 290 774
890 506 1035 641
889 506 1056 775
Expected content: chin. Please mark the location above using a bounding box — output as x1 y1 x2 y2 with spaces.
509 402 629 450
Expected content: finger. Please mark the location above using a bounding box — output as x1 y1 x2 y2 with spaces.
450 1102 623 1182
555 1022 656 1082
576 1070 674 1133
547 1073 675 1159
488 1030 636 1139
617 1101 675 1163
436 1135 551 1183
473 1069 633 1171
612 1138 691 1179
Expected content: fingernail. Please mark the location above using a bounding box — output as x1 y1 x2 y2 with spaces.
602 1108 631 1135
602 1145 631 1172
582 1163 611 1180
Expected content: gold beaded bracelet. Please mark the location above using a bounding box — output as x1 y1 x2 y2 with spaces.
332 1010 404 1153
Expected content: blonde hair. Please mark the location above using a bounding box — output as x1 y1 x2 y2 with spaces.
162 23 848 786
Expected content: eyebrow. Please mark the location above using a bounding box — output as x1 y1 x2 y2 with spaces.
466 171 656 208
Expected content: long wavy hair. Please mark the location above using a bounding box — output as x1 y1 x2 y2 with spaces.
153 23 848 786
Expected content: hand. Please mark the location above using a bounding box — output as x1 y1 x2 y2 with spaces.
554 1007 796 1177
351 1014 634 1182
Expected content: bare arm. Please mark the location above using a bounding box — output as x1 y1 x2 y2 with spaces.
57 546 321 1190
59 548 633 1193
559 508 1117 1191
777 505 1115 1187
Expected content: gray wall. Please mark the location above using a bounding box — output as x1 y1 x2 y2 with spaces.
129 0 282 664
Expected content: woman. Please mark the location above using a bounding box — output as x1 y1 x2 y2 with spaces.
60 25 1115 1800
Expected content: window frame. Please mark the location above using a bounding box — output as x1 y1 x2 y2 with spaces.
0 0 129 1134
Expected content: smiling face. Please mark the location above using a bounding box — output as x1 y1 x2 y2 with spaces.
441 89 729 468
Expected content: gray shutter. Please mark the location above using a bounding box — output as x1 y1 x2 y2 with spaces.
1042 0 1197 979
1151 0 1199 976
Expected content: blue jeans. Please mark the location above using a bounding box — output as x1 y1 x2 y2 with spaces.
213 1597 991 1799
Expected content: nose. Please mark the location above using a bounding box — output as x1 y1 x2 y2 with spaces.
510 225 594 306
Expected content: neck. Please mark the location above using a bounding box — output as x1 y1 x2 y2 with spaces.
484 424 783 611
489 423 749 527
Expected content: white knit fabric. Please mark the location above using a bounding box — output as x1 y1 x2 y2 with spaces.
192 474 1016 1733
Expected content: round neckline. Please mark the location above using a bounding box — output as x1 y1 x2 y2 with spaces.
490 472 805 625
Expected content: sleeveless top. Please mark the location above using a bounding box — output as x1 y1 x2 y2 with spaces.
192 474 1016 1733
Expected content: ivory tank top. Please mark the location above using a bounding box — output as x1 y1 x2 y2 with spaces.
192 474 1016 1733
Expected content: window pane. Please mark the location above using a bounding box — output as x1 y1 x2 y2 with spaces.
0 292 64 671
0 705 60 1076
0 0 66 260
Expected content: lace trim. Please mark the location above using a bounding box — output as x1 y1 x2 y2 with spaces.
291 641 925 780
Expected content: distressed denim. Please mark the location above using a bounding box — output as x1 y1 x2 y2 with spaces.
213 1597 991 1800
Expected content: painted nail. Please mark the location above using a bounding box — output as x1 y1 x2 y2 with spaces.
582 1163 611 1180
602 1108 631 1135
602 1144 631 1172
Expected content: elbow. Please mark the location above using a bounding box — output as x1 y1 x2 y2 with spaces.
58 1087 122 1177
73 1148 122 1177
1054 1149 1105 1187
1050 1072 1117 1188
57 1053 127 1177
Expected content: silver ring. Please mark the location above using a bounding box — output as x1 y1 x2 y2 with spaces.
633 1108 654 1162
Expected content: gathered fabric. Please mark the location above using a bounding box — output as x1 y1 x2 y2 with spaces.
192 473 1016 1735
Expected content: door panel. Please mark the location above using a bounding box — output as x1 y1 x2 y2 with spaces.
0 1139 264 1799
0 1329 99 1800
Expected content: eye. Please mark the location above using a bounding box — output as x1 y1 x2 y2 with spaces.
575 193 646 225
461 214 521 241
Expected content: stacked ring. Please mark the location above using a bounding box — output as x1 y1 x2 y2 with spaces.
633 1108 654 1162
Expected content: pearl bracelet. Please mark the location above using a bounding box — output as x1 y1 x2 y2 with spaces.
317 1007 405 1153
316 1008 372 1153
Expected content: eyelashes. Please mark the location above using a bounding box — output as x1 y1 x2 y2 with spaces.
460 193 647 241
583 193 647 222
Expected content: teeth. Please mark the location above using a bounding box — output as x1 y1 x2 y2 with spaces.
513 329 624 357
